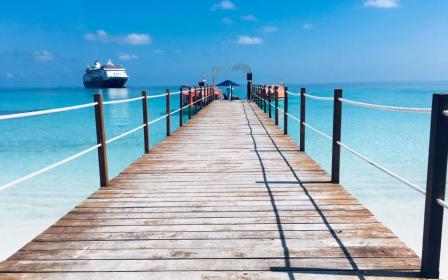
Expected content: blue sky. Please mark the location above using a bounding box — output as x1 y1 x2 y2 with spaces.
0 0 447 87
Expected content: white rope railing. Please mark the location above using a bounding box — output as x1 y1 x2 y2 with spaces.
106 124 146 144
170 91 181 95
303 122 333 141
148 93 168 99
339 98 431 113
103 96 144 105
0 144 101 192
286 91 300 96
0 102 97 121
148 114 168 125
304 93 333 101
337 140 426 195
437 199 448 210
286 112 300 122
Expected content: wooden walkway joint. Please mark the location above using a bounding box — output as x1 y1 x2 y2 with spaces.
0 101 427 279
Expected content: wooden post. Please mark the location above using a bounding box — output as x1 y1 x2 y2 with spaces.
284 87 288 135
188 88 192 119
166 88 171 136
274 86 279 125
247 72 253 100
142 91 150 154
300 88 306 151
94 94 108 187
207 86 210 105
263 87 267 113
199 87 203 111
179 87 183 127
194 87 198 114
331 89 343 183
421 93 448 279
268 86 272 119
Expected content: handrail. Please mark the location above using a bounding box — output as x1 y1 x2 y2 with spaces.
0 143 101 192
106 124 146 144
339 98 432 113
437 199 448 210
103 96 144 105
0 102 97 120
303 122 333 141
148 114 169 125
148 93 168 99
336 140 426 195
286 90 300 96
304 93 333 101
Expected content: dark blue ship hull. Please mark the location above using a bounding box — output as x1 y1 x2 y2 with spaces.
83 78 128 88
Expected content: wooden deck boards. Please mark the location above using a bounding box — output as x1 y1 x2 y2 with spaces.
0 100 426 279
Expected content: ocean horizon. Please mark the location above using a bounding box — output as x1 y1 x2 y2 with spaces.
0 82 447 277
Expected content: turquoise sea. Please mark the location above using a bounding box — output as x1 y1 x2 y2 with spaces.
0 83 447 277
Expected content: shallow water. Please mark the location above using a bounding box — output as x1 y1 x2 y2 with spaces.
0 83 447 277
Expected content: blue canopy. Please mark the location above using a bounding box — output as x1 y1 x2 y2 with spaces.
216 80 240 87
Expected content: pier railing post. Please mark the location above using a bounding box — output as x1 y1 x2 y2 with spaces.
247 72 253 100
274 86 279 125
142 91 150 154
179 87 183 127
421 93 448 279
263 87 267 113
194 87 198 114
284 87 288 135
268 86 272 119
166 88 171 136
300 88 306 151
331 89 343 183
188 89 192 119
93 94 109 187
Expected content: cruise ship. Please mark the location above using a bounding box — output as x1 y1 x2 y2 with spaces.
83 59 128 88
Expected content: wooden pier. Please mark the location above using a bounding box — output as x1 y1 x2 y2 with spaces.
0 100 427 279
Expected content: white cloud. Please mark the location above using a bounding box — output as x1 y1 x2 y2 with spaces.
3 72 14 79
33 50 54 61
123 33 151 45
241 15 257 21
303 23 313 30
117 53 139 61
84 30 109 42
153 49 164 55
364 0 398 8
221 17 234 25
84 30 151 45
263 26 278 33
237 36 263 45
211 0 236 11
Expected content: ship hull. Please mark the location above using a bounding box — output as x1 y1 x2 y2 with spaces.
83 78 128 89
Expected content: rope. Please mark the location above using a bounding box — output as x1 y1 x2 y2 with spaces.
169 91 181 95
148 114 168 125
147 93 168 99
286 91 300 96
0 144 101 192
339 98 431 113
437 199 448 210
337 141 426 195
304 93 333 101
286 112 300 122
0 102 97 120
106 124 146 144
303 122 333 141
103 96 144 105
